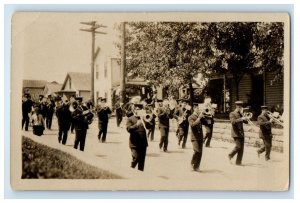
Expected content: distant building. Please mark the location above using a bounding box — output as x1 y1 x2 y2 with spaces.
94 56 156 107
207 71 284 117
43 81 62 97
23 80 48 101
59 72 91 102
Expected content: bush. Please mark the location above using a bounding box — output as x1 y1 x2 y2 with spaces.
22 136 122 179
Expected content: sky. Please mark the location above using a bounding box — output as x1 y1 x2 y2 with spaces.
12 13 120 83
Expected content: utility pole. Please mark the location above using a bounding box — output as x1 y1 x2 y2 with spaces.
80 21 107 104
120 22 126 104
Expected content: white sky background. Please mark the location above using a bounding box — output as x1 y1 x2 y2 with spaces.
12 13 120 83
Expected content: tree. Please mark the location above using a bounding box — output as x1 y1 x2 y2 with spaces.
114 21 284 107
124 22 214 106
252 22 284 84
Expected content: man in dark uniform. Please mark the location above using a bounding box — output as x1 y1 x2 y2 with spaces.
115 101 123 127
202 96 215 147
126 103 149 171
22 94 33 131
45 95 55 129
174 100 191 148
96 98 112 143
145 104 156 141
56 97 72 145
38 95 48 120
157 99 173 152
257 106 273 161
188 106 205 171
228 101 248 165
71 97 90 151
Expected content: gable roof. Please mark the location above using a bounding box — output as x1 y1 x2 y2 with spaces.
44 82 62 94
23 80 48 88
62 72 91 91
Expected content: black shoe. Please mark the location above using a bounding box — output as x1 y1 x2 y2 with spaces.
193 167 200 172
228 155 232 163
163 148 167 152
265 157 270 161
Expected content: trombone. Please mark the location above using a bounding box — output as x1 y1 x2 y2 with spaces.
266 111 284 127
242 112 256 126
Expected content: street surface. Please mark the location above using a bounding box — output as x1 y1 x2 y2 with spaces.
22 117 289 191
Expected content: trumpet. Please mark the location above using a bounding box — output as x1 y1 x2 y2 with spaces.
266 111 284 127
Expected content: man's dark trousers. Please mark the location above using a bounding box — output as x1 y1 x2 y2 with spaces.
228 137 244 165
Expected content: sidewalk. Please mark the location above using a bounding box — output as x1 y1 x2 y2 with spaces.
22 117 289 190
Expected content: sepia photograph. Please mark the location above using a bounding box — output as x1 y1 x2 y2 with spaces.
10 12 290 191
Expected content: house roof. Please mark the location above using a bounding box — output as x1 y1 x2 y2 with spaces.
44 83 62 94
23 80 47 88
62 72 91 91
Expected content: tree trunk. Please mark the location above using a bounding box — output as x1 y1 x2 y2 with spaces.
235 79 239 101
189 80 194 109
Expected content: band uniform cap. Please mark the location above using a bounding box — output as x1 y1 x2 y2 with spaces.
157 99 163 102
75 97 83 102
39 95 44 98
24 93 30 98
101 98 107 102
97 97 102 101
235 101 243 105
134 103 143 109
261 105 268 109
55 96 62 101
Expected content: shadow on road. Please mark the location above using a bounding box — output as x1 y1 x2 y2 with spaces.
104 141 122 144
96 154 107 158
200 169 223 174
146 153 160 157
166 150 184 154
208 146 228 150
239 163 264 168
157 175 169 180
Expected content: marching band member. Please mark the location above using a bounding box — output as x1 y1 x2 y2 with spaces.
126 103 150 171
96 98 112 143
157 99 174 152
202 96 215 148
115 101 123 127
56 97 72 145
71 97 93 151
45 95 55 130
145 104 156 141
22 93 33 131
228 101 248 165
257 106 273 161
188 105 205 171
174 99 191 149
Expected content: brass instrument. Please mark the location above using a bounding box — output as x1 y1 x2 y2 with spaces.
266 111 284 127
134 109 148 130
198 103 216 118
178 104 191 125
242 111 256 126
